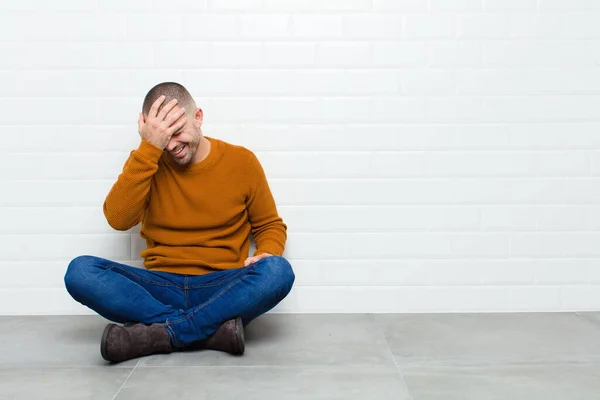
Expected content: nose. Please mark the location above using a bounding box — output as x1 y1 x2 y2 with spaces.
166 137 179 153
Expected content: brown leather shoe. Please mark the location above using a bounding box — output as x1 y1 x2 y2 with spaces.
190 316 245 355
101 323 173 363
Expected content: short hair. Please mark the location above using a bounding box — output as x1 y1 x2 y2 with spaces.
142 82 195 115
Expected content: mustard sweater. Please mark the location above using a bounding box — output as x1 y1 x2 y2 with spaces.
103 137 287 275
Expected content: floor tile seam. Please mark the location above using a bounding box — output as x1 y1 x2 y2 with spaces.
111 359 141 400
0 365 136 370
371 313 415 400
134 364 399 369
395 360 600 368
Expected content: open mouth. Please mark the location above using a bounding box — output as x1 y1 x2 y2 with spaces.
172 145 186 158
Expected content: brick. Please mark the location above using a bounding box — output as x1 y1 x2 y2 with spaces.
155 42 210 67
457 14 509 38
0 0 95 11
284 232 508 259
269 178 550 206
509 287 562 311
153 0 207 11
265 42 315 66
204 97 266 123
238 15 291 38
565 13 600 39
73 15 127 41
512 233 600 257
484 0 537 10
343 14 402 39
373 42 427 66
265 0 372 11
208 0 262 10
0 181 112 207
0 153 126 180
481 206 537 231
0 99 98 125
0 14 71 41
508 123 600 150
182 15 237 39
0 234 130 261
126 15 184 40
428 41 481 67
561 286 600 311
0 207 111 234
534 259 589 284
509 13 566 38
316 42 372 67
291 15 343 38
280 205 480 232
98 0 152 11
403 14 456 38
483 41 593 67
430 0 482 11
539 0 600 11
373 0 428 12
400 69 455 94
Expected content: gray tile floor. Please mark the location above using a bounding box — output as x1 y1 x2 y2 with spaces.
2 313 600 399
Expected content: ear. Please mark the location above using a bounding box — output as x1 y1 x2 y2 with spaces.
194 108 203 128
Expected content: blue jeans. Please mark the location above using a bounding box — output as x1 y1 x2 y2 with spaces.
64 255 295 348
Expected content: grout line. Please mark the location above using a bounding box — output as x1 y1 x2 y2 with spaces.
130 364 414 369
372 313 415 400
111 359 141 400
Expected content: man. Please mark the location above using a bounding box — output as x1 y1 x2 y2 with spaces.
64 82 295 363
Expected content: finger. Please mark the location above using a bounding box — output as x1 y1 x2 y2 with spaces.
167 113 187 135
157 98 179 122
165 106 186 127
148 95 166 118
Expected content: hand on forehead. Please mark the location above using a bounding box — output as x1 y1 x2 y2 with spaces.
150 96 187 116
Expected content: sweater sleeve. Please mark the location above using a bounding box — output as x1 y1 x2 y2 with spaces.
246 151 287 256
103 140 164 231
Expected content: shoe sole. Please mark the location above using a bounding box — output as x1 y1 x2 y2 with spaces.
100 323 117 362
235 316 245 355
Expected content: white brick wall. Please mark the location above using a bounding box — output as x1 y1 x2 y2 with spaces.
1 0 600 314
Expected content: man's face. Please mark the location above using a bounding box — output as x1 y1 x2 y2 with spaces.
164 108 202 166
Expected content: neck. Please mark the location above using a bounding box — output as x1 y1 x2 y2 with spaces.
192 137 211 164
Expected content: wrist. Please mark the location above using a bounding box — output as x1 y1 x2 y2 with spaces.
136 139 164 161
143 138 164 150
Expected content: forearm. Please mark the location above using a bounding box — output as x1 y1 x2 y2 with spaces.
103 140 163 231
253 219 287 256
246 152 287 256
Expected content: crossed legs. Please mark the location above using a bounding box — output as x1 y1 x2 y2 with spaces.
64 255 295 355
